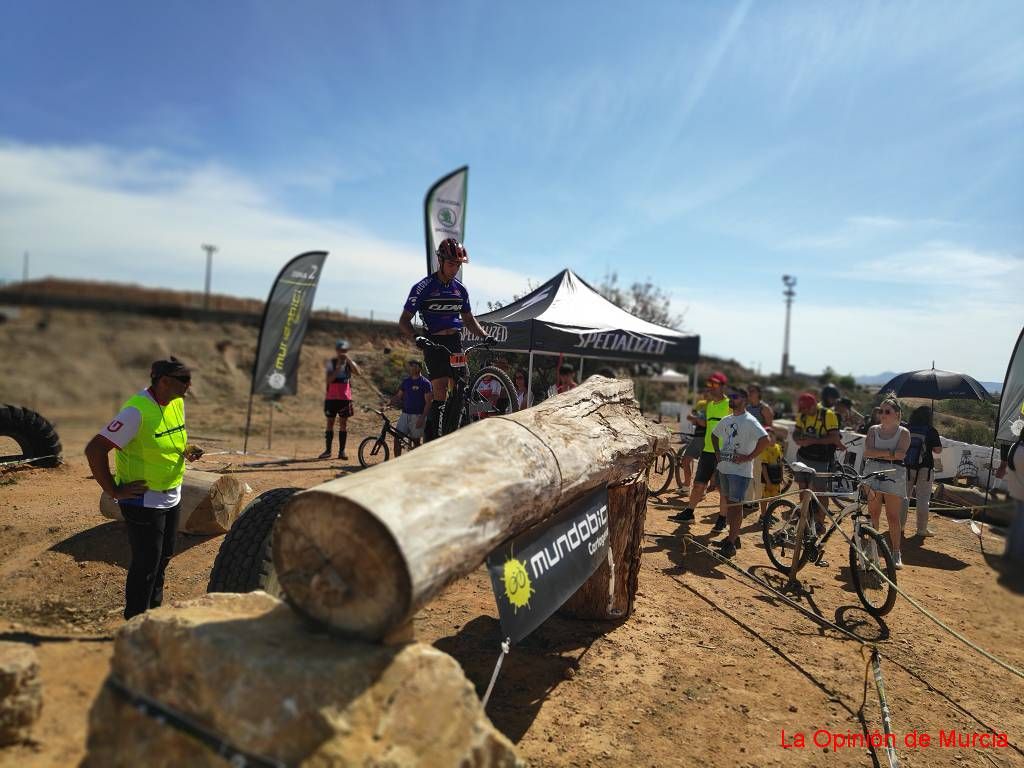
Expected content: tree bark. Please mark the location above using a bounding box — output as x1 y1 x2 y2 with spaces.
273 378 664 640
99 470 247 535
558 474 648 620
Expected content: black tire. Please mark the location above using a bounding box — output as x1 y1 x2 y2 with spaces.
438 389 467 438
849 525 898 617
780 460 794 493
0 404 62 468
647 447 677 496
761 499 814 572
357 436 390 468
466 366 519 423
207 487 300 598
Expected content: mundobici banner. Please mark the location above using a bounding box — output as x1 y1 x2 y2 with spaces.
487 486 610 645
251 251 327 396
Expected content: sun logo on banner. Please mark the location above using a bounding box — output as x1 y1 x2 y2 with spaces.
502 553 534 612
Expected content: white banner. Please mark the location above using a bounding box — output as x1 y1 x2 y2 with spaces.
424 166 468 276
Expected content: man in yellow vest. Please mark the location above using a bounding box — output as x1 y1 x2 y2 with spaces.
85 357 203 620
669 371 731 527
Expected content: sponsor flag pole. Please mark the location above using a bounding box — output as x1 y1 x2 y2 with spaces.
423 166 468 276
242 251 328 460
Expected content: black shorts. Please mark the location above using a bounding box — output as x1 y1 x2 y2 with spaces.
694 451 719 484
424 334 463 381
324 399 353 418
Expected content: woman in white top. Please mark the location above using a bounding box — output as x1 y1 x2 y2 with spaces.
862 395 911 568
513 369 533 411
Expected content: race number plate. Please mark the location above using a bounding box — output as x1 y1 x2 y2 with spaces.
449 353 468 368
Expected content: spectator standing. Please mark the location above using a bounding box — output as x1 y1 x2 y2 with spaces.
760 430 785 517
388 360 432 456
513 369 534 410
821 383 841 410
711 388 769 557
547 363 578 398
744 383 774 514
836 397 864 431
678 391 708 492
862 395 910 568
669 372 730 526
84 357 203 620
793 392 844 531
320 339 361 459
902 405 942 537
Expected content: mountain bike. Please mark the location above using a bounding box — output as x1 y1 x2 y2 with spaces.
357 407 418 467
760 465 899 617
417 338 518 438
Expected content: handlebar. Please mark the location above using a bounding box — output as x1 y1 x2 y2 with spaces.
415 336 496 355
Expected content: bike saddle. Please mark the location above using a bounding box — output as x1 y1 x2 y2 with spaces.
790 461 816 476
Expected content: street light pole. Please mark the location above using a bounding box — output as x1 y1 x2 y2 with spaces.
201 243 218 311
781 275 797 377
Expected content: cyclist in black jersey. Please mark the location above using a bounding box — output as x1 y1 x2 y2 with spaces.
399 238 494 441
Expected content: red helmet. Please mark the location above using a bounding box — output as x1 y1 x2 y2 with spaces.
436 238 469 264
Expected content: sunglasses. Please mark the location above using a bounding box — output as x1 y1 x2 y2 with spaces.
168 375 191 384
727 393 744 400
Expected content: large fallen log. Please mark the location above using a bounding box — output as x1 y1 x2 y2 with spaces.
274 377 664 640
100 470 248 535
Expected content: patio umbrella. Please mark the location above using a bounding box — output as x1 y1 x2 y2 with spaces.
877 368 991 401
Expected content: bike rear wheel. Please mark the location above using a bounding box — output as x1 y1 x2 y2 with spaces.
848 525 898 617
647 447 677 496
761 499 813 572
357 436 390 468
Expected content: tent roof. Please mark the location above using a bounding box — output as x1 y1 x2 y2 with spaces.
475 269 699 363
479 269 688 338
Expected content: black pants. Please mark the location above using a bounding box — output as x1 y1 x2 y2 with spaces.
122 502 181 620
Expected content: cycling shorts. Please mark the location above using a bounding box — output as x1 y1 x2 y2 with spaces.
424 334 463 381
324 400 354 419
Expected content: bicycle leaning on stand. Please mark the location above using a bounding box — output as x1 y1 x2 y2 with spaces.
357 407 417 467
416 338 518 438
760 463 900 617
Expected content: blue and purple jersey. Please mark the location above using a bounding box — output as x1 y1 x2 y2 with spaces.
403 275 471 334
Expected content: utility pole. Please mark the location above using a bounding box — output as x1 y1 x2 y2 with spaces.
201 243 218 310
781 275 797 377
22 252 29 283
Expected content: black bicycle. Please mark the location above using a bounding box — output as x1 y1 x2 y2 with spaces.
417 338 518 438
760 465 899 617
357 407 417 467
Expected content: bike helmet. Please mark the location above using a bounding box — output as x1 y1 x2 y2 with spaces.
436 238 469 264
335 339 350 350
821 383 840 404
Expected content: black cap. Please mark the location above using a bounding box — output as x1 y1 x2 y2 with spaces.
150 356 192 381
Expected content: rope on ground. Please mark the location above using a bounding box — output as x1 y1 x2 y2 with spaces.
681 535 867 647
480 637 511 709
870 648 901 768
105 676 288 768
0 454 58 469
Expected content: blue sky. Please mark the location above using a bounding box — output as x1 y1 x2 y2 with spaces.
1 1 1021 380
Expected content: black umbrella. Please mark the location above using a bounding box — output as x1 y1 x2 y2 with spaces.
877 368 991 401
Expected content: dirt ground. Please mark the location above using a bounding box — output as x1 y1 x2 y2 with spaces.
1 308 1022 767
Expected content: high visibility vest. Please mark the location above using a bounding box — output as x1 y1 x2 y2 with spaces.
114 393 187 491
703 397 731 453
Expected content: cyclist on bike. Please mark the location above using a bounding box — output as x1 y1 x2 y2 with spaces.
398 238 493 441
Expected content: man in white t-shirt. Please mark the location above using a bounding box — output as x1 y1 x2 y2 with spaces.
711 387 769 558
84 357 203 619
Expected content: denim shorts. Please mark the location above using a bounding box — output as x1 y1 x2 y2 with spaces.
718 473 751 503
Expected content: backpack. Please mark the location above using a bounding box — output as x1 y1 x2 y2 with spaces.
904 424 929 469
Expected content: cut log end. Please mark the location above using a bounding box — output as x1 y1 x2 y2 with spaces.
273 491 412 640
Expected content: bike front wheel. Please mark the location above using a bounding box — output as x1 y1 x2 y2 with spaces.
466 367 519 423
357 436 390 468
761 499 813 573
780 460 795 493
848 525 898 617
647 447 677 496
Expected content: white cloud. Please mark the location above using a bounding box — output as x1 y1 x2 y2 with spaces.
780 215 956 250
0 141 535 319
847 241 1022 288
